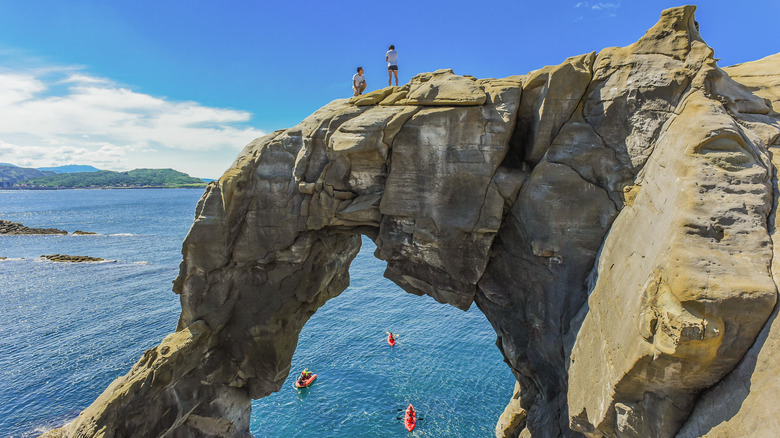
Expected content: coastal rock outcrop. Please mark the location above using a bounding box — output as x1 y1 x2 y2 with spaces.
47 6 780 438
0 219 68 235
42 254 106 263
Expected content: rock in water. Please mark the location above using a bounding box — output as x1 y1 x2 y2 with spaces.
0 219 67 235
45 6 780 438
42 254 105 263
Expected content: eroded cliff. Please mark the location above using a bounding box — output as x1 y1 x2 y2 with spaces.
46 5 780 438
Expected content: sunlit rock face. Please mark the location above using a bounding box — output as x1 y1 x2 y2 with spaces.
46 6 780 438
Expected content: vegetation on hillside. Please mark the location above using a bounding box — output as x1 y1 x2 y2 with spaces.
18 168 207 188
0 165 54 187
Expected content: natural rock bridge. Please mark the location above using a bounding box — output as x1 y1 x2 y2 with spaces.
47 6 780 437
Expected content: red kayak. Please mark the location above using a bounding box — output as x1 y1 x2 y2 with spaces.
294 373 317 388
404 404 417 432
388 333 396 346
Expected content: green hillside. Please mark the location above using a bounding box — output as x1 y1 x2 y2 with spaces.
0 165 54 187
18 168 207 188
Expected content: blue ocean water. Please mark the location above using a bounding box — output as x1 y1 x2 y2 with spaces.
0 189 513 437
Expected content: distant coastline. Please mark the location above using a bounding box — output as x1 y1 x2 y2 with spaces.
1 163 209 189
0 186 207 190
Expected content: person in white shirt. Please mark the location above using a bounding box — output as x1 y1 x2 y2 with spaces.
386 45 398 86
353 66 367 96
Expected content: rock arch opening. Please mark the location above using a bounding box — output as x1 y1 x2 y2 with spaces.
249 235 513 436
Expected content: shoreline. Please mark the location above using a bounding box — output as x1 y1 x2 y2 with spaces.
0 185 208 191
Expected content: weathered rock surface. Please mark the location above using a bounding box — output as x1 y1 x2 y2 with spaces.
674 53 780 438
497 381 528 438
723 52 780 114
42 254 106 263
0 219 67 235
46 6 780 438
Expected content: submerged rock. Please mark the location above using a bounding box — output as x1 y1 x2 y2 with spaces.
47 6 780 438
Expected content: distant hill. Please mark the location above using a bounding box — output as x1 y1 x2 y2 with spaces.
0 164 54 187
38 164 101 173
16 168 207 188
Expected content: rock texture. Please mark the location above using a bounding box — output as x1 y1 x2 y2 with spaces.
0 219 68 235
42 254 106 263
674 52 780 438
723 53 780 114
46 6 780 438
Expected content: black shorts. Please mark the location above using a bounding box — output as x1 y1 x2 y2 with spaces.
388 65 398 71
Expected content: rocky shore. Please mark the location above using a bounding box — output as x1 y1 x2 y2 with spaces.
1 220 103 262
0 219 67 235
42 254 106 263
0 219 99 236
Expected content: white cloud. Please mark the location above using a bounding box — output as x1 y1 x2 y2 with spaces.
592 2 619 10
60 73 112 85
0 67 265 178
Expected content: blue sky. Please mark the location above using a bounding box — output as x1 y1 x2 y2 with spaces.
0 1 777 178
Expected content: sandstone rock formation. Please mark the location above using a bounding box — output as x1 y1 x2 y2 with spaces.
46 6 780 438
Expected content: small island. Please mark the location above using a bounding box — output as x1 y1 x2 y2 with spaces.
17 168 207 189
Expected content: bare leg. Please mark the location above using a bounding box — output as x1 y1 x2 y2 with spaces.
388 69 392 86
394 70 399 86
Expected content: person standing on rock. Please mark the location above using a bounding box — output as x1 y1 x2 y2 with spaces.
386 45 398 86
353 67 367 96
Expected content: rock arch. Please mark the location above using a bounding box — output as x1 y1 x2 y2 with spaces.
49 6 780 437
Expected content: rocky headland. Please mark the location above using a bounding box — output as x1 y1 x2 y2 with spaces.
44 6 780 438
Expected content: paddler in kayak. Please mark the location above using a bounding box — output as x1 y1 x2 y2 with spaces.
296 369 312 386
404 404 417 431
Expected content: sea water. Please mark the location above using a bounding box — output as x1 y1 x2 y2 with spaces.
0 189 513 437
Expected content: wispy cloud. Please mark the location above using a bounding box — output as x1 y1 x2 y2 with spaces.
572 1 620 19
592 2 620 10
573 1 621 11
0 66 264 177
